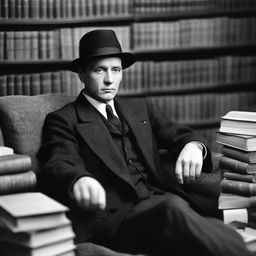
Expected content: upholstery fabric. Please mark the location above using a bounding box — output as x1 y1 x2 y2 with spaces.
0 94 75 171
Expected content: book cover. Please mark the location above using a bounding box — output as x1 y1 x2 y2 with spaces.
216 132 256 152
221 146 256 163
0 154 32 175
0 192 68 232
0 221 74 248
0 170 37 195
221 178 256 196
223 209 256 228
219 156 256 174
218 192 256 209
220 111 256 136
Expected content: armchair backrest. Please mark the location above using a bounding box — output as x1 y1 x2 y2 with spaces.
0 94 76 172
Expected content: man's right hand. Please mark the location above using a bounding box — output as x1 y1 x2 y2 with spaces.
72 176 106 211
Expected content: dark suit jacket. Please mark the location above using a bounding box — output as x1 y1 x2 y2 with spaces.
38 91 213 244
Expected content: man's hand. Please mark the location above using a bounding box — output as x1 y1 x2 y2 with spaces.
175 141 204 184
72 176 106 210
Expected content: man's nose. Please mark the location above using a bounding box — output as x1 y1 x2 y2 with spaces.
104 71 113 84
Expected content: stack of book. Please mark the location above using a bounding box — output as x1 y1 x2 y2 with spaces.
217 111 256 251
0 192 75 256
0 146 36 195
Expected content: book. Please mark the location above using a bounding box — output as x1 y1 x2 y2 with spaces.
221 179 256 196
0 221 74 248
223 209 256 227
0 170 37 195
219 156 256 174
221 146 256 163
0 146 14 156
0 238 75 256
219 111 256 136
0 192 68 232
218 192 256 209
216 132 256 152
0 154 32 175
224 171 256 183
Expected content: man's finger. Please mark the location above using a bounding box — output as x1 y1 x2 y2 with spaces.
175 159 183 184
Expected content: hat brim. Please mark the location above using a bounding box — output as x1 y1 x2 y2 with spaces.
69 52 137 73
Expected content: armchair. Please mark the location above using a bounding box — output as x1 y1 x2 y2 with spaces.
0 94 222 256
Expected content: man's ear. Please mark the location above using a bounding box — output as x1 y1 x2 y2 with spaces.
78 72 85 83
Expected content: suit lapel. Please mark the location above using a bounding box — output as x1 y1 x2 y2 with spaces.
74 94 135 188
115 98 157 174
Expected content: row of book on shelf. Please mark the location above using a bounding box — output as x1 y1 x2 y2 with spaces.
0 55 255 96
132 17 256 49
0 71 83 97
149 92 256 125
217 111 256 252
0 146 76 255
1 15 256 60
0 0 131 19
1 0 255 19
122 56 256 93
133 0 256 14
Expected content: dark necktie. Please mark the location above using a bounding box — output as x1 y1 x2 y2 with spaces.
106 104 122 131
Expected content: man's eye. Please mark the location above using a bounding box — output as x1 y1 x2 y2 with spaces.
95 69 102 73
113 68 121 73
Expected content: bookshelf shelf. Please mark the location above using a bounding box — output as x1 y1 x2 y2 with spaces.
0 16 134 30
120 81 256 97
135 8 256 22
0 60 71 74
135 44 256 61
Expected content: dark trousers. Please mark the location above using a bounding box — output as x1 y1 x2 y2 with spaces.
111 194 253 256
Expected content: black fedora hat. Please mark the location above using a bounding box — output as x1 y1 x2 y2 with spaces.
70 29 136 72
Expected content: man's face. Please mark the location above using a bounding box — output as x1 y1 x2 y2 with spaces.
79 57 122 103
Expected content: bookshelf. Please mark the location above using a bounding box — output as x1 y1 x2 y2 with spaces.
0 0 256 151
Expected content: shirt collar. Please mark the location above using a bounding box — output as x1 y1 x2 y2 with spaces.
83 92 118 119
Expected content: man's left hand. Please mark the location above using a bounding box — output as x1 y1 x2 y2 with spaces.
175 141 203 184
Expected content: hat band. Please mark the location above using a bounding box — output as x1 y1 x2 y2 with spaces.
81 47 122 58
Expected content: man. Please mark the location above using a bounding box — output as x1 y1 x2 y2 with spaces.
38 30 252 256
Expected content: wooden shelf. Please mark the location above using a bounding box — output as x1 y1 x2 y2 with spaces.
119 81 256 97
135 7 256 22
0 16 134 30
0 60 72 74
134 44 256 61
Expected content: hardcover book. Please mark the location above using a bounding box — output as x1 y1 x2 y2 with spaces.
218 193 256 210
221 179 256 196
216 132 256 152
0 192 68 232
219 156 256 174
224 172 256 183
219 111 256 136
0 154 32 175
221 146 256 163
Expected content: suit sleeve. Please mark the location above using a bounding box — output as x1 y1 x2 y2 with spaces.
38 109 90 205
146 100 213 172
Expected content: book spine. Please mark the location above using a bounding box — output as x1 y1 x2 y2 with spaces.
221 179 256 196
221 146 251 163
219 156 251 174
0 155 32 175
0 171 36 195
224 172 256 183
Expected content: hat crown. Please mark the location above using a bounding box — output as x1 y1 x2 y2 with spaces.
79 30 122 58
